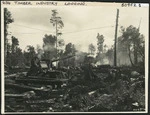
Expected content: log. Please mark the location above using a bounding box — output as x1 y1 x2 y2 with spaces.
5 91 36 99
5 94 25 98
5 83 50 93
26 99 55 104
5 73 18 78
15 77 68 86
88 90 96 95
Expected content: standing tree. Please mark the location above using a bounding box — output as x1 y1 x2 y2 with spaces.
24 45 36 66
4 8 14 63
57 39 65 58
63 43 76 67
10 36 19 66
137 35 145 63
88 43 96 55
96 33 105 64
64 43 76 56
43 34 57 59
11 36 19 53
27 45 36 58
15 47 25 68
5 43 12 66
120 25 145 66
8 37 24 67
50 10 64 58
97 33 104 54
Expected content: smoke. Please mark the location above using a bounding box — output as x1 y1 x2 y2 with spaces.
103 58 109 64
37 49 43 60
36 45 56 60
74 44 81 51
43 45 56 52
95 58 109 66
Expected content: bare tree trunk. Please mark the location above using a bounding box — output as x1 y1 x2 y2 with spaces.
128 46 134 66
137 47 144 63
133 42 138 65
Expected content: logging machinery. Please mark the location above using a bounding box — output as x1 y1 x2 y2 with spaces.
15 55 76 88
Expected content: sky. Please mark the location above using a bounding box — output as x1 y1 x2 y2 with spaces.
6 4 149 53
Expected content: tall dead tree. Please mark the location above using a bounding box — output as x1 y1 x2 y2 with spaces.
114 9 119 66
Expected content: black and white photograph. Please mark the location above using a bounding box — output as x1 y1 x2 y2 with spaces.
1 1 149 114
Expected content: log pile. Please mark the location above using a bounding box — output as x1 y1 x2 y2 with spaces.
4 66 145 112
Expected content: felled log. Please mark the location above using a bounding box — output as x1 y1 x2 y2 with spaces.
5 83 50 93
5 73 18 79
5 91 36 99
26 98 55 105
5 94 25 98
15 77 68 86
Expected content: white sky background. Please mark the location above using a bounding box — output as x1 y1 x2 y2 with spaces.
7 5 149 53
